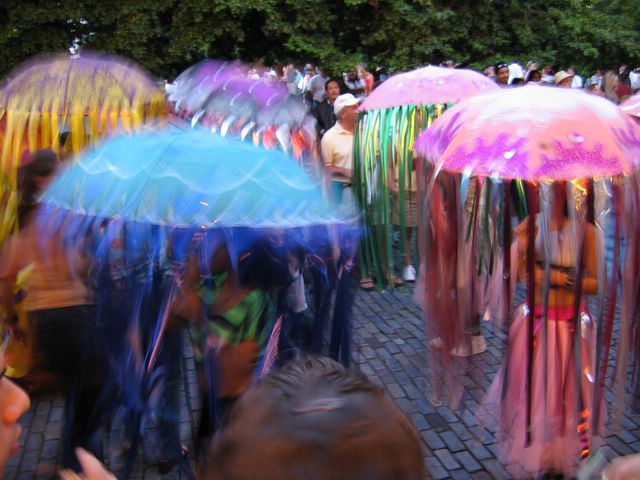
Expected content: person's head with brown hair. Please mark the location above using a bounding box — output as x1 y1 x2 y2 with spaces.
17 148 60 226
603 71 621 103
202 356 424 480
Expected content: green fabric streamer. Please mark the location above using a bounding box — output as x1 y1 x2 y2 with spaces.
354 102 449 288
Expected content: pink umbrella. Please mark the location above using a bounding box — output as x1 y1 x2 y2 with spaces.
415 85 640 180
360 65 499 111
620 93 640 120
355 66 499 289
414 83 640 473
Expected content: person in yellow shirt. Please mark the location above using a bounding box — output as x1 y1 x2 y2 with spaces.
321 93 360 218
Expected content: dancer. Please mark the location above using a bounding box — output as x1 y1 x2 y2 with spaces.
173 238 276 455
480 182 601 477
0 150 104 471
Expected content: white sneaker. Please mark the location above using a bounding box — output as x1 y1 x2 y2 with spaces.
451 335 487 357
402 265 416 282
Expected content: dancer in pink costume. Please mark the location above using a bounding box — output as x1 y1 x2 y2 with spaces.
479 182 604 478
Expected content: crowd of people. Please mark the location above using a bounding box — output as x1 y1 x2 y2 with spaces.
485 61 639 102
215 60 640 105
2 55 640 480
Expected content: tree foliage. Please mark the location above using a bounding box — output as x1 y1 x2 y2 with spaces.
0 0 638 80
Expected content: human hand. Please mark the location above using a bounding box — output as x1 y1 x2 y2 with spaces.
603 453 640 479
59 448 116 480
514 222 538 247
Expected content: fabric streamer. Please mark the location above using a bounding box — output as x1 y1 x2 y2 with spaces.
168 60 319 177
33 128 358 478
353 103 449 287
0 52 166 243
413 85 640 477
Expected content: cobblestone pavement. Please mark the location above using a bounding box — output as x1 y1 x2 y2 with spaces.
7 281 640 479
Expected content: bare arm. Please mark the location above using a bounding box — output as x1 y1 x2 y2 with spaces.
0 236 21 321
580 223 598 295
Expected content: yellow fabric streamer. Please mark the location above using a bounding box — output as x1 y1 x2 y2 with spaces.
0 53 167 244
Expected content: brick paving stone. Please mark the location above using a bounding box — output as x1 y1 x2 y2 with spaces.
358 362 375 376
425 412 450 433
421 429 446 450
49 406 64 423
387 382 406 398
394 397 418 414
385 341 401 355
454 451 482 473
24 432 43 452
424 456 449 480
616 430 638 444
34 400 50 416
470 473 495 480
486 442 500 458
18 451 40 474
608 436 634 456
43 422 62 441
433 448 461 470
435 406 459 423
449 421 473 441
41 440 59 460
464 438 493 461
4 467 17 479
403 383 422 400
362 345 377 359
414 398 436 415
448 469 471 479
410 412 430 431
470 425 494 444
458 408 478 428
29 414 48 434
481 458 511 479
440 430 465 453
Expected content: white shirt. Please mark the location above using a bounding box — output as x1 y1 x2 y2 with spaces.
307 74 329 102
571 75 584 89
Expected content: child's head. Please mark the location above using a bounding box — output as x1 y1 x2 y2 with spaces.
202 356 423 480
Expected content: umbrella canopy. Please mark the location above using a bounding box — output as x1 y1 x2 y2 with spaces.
415 86 640 180
167 59 246 114
360 66 499 112
414 84 640 460
168 60 316 167
620 93 640 119
40 128 347 228
354 67 499 288
34 127 358 476
0 52 166 158
0 51 166 242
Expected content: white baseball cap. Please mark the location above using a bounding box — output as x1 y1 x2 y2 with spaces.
333 93 361 116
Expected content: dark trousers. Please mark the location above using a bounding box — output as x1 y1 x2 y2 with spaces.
329 265 356 367
32 305 103 471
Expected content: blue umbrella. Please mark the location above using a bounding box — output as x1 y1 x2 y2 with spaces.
41 127 346 228
37 127 356 477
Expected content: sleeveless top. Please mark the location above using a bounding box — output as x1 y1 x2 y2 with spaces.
534 217 578 269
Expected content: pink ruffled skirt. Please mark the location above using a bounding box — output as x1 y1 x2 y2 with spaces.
478 303 604 477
